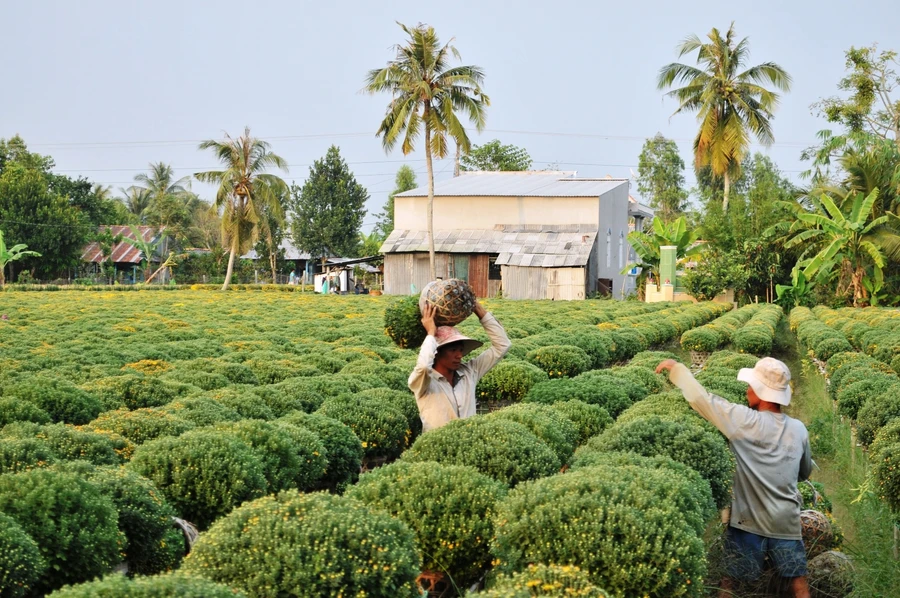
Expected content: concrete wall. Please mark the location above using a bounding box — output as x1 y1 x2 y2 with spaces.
394 195 602 231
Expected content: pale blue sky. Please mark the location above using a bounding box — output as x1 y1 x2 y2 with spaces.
2 0 897 231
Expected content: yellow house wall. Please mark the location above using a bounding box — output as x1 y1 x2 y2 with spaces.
394 195 601 230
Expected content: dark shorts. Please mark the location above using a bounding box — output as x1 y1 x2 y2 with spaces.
723 526 808 581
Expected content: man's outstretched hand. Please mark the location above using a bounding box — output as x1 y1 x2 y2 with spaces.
655 359 678 374
473 300 487 320
421 303 438 336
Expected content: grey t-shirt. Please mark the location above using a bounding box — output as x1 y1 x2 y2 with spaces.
670 363 813 540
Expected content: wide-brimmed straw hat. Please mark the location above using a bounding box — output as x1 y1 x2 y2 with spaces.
434 326 483 356
737 357 792 406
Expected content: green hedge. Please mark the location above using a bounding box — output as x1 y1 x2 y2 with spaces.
0 469 123 594
384 295 427 349
732 304 783 355
348 461 507 587
526 345 592 378
402 417 560 486
46 572 246 598
477 360 550 403
524 378 632 418
491 466 706 597
0 512 46 598
278 411 363 492
128 429 268 529
587 416 734 509
182 490 422 597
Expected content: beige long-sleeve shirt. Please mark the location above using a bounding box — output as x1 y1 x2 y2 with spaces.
669 363 813 540
408 313 511 433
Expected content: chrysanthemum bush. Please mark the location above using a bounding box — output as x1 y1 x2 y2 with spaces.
0 469 124 595
0 511 46 598
526 345 592 378
384 294 427 349
0 437 56 474
490 465 707 598
45 572 246 598
86 407 196 445
402 417 560 486
0 396 51 427
278 410 363 492
680 303 761 353
790 307 854 361
477 360 550 403
1 421 125 465
586 416 734 509
82 373 192 410
182 490 422 598
159 396 242 426
486 403 579 465
732 304 783 355
1 376 103 425
317 394 410 460
614 391 715 434
358 387 422 440
347 461 507 587
127 429 268 529
548 400 612 445
477 564 610 597
524 378 633 418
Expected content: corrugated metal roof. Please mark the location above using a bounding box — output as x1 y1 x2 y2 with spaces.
242 238 312 260
395 171 628 198
81 225 167 264
381 226 597 268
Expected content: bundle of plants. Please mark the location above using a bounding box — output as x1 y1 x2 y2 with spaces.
401 417 559 486
384 295 427 349
490 465 707 597
181 490 422 598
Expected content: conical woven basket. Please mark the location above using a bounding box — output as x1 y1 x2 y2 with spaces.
419 279 476 327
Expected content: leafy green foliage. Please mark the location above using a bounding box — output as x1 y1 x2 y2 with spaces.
486 403 579 465
524 377 632 418
384 295 427 349
46 572 246 598
732 304 783 355
83 373 191 411
278 411 364 492
548 400 613 445
491 466 707 597
682 250 750 301
402 417 560 486
588 416 734 508
183 490 422 598
128 429 268 529
4 376 103 425
857 392 900 446
637 133 688 221
0 397 51 427
289 145 368 261
349 461 506 586
317 394 410 460
680 327 720 352
1 422 125 465
88 408 195 444
460 139 533 172
0 512 46 598
160 396 241 427
479 564 610 597
0 437 55 474
526 345 592 378
477 360 549 402
0 469 123 594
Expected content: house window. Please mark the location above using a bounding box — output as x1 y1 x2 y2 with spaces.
606 228 611 268
488 256 502 280
618 231 624 269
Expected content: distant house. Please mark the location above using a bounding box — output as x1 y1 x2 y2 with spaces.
381 171 640 300
81 225 169 281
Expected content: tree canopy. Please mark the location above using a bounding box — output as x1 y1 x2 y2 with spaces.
460 139 532 172
636 134 688 222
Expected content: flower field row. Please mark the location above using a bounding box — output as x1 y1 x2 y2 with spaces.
680 303 762 353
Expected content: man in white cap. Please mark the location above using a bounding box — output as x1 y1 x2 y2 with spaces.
656 356 813 598
409 301 511 432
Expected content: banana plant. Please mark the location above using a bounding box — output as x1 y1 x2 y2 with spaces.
621 216 704 297
0 229 41 286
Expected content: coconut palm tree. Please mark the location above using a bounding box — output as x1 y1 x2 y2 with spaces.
134 162 191 200
658 23 792 211
195 127 289 290
119 186 153 222
365 22 489 279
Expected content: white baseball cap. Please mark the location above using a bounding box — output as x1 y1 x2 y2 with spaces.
737 357 792 406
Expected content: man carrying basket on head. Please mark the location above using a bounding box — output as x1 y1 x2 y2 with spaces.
409 300 511 433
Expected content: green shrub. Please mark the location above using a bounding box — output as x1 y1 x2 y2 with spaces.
491 466 706 597
871 419 900 460
525 378 632 418
384 295 427 349
704 351 758 371
477 360 550 403
5 377 103 425
615 391 715 433
181 358 259 385
84 374 189 410
0 469 123 594
348 461 506 587
732 329 772 355
0 437 55 474
87 408 196 445
608 365 666 394
161 368 231 391
526 345 592 378
486 403 579 465
695 374 749 405
477 564 610 597
160 396 242 427
814 337 854 361
798 480 834 513
207 388 276 420
872 442 900 514
358 387 422 440
837 377 898 419
128 429 268 529
0 397 51 427
567 451 716 535
0 512 46 598
573 370 648 403
341 360 408 391
45 572 247 598
548 400 613 444
216 420 327 492
857 392 900 447
530 329 613 369
588 416 734 508
317 394 410 460
607 329 647 362
1 422 124 465
402 417 560 486
627 350 684 370
278 411 363 492
680 327 722 353
182 490 422 598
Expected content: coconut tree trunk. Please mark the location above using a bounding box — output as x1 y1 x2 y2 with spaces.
270 253 277 284
723 171 731 212
222 233 239 291
0 265 5 287
424 126 436 280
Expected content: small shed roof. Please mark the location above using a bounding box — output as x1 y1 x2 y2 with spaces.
242 238 312 260
81 225 166 264
381 225 597 268
395 171 628 198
